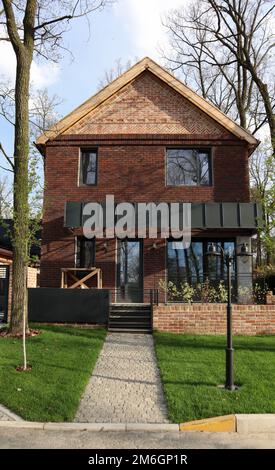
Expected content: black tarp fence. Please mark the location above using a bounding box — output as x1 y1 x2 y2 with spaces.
28 288 109 324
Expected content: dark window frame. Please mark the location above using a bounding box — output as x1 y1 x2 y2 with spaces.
166 237 237 284
75 236 96 268
79 148 98 186
166 147 213 187
116 238 144 303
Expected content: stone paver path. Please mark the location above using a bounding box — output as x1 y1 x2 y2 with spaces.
74 333 169 423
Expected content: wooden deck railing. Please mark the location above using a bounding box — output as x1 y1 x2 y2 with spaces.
61 268 102 289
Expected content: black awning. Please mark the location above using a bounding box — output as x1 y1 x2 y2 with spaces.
64 201 262 230
191 202 262 229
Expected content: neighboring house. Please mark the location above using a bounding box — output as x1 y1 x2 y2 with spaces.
0 220 40 322
36 57 260 309
0 247 12 322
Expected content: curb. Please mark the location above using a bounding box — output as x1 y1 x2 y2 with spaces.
0 421 179 432
236 414 275 434
1 414 275 433
180 415 236 432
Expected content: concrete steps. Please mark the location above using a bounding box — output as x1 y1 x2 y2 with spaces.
108 303 152 333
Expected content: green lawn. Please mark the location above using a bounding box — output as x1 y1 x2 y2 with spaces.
0 325 106 422
154 332 275 423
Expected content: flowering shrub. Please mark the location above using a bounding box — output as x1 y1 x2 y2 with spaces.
159 279 268 304
253 282 269 304
179 282 196 304
195 280 217 303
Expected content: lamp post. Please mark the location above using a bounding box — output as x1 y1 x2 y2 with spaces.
206 242 252 391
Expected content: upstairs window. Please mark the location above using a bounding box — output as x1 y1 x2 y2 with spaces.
76 237 95 268
79 149 97 185
166 148 211 186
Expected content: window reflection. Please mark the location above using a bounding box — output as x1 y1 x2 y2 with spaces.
166 148 211 186
168 241 203 284
80 150 97 185
167 239 236 287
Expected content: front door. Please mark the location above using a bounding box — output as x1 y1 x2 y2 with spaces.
117 240 143 303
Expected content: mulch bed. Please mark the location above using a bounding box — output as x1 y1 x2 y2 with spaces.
0 328 41 338
16 364 33 372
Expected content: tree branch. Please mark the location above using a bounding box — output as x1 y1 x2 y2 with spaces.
23 0 37 51
0 142 14 170
34 14 73 31
2 0 23 52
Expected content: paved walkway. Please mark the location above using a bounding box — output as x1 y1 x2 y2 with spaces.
74 333 169 423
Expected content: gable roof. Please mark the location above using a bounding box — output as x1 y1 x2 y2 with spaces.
36 57 259 152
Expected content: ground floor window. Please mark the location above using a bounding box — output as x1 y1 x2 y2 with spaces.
75 237 95 268
166 239 236 302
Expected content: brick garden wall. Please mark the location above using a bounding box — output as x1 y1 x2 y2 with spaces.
153 303 275 336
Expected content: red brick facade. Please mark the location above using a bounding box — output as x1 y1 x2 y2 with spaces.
40 69 251 289
153 303 275 336
66 72 231 136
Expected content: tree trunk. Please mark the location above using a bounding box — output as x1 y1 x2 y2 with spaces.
9 51 31 335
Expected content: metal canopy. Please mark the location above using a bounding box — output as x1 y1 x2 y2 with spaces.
191 202 262 229
64 201 262 230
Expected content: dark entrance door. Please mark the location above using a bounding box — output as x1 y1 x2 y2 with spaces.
117 240 143 303
0 265 9 323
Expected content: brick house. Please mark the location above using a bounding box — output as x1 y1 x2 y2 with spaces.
36 57 261 323
0 248 38 323
0 248 12 322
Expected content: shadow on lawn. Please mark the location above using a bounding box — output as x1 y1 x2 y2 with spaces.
30 324 106 340
0 350 94 374
165 379 217 387
154 335 275 353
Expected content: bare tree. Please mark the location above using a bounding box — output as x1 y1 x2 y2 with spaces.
0 80 62 151
0 1 111 348
163 0 275 267
0 176 12 218
97 57 139 89
0 84 61 216
163 0 275 142
250 141 275 266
